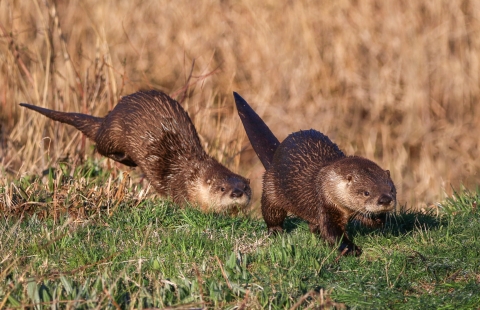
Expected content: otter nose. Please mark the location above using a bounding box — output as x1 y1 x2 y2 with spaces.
230 188 244 198
378 194 393 206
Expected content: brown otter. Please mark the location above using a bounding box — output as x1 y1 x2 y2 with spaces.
20 90 251 213
233 92 396 255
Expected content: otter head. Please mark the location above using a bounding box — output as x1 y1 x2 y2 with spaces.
193 165 252 214
320 156 396 215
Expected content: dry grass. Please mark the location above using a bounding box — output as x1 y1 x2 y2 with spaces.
1 0 479 211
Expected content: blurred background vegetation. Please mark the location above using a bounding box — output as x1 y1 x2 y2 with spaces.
1 0 479 211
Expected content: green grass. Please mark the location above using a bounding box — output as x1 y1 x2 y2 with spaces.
1 163 479 309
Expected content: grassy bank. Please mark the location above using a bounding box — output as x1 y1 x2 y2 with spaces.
1 163 479 309
1 0 480 210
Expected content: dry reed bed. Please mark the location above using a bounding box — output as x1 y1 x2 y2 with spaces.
1 0 479 211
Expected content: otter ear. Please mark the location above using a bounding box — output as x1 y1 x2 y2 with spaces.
247 179 250 185
385 170 390 178
346 174 353 183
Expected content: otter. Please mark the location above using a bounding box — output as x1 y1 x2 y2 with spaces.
233 92 396 255
20 90 251 213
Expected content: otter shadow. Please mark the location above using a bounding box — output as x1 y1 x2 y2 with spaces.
348 210 441 238
282 211 441 237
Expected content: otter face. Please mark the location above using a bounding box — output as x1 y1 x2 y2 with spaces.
345 170 396 214
325 157 396 215
195 175 252 213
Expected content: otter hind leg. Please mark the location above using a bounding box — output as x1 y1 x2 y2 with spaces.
261 194 287 234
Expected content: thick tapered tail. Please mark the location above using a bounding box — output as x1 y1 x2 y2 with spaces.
20 103 103 141
233 92 280 170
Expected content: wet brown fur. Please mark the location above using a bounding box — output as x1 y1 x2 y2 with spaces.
234 93 396 255
21 90 251 212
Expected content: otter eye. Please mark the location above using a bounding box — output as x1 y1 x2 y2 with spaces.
364 191 370 197
220 187 226 192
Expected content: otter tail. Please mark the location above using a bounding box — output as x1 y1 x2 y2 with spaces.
19 103 103 141
233 92 280 170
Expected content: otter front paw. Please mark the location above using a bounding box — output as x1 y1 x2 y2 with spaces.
338 243 362 256
267 226 284 235
308 223 321 234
